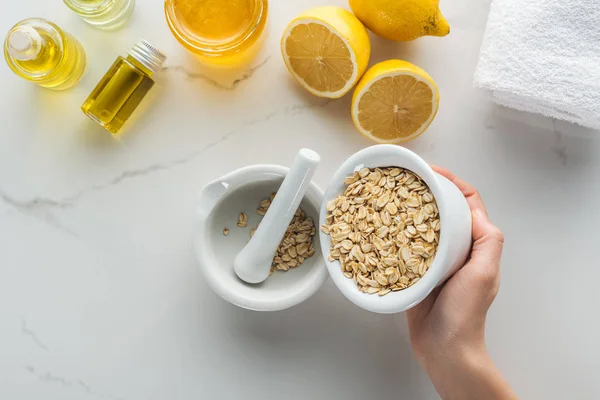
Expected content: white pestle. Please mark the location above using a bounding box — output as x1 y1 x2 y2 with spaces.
233 149 321 284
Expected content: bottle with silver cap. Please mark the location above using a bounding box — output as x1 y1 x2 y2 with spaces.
3 18 86 90
81 40 167 134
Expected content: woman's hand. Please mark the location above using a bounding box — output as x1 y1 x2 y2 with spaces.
406 166 518 400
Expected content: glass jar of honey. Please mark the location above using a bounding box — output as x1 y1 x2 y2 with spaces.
164 0 268 67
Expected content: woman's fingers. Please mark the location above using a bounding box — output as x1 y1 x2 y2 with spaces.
462 209 504 293
408 166 504 318
472 209 504 249
430 165 488 216
431 166 503 301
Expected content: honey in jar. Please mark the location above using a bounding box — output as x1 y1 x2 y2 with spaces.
164 0 268 67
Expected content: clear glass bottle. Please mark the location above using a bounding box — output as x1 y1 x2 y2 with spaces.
164 0 268 67
4 18 86 90
63 0 136 30
81 40 166 134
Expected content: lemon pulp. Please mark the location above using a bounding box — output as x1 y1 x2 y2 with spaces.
357 75 434 141
285 22 353 93
352 60 439 143
280 6 370 98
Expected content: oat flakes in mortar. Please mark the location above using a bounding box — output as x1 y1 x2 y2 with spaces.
228 193 317 275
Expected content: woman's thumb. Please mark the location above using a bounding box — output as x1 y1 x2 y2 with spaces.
472 209 504 260
463 209 505 291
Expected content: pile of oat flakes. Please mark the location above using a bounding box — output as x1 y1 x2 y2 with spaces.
321 167 440 296
225 192 316 275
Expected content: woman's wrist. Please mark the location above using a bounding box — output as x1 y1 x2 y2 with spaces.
420 344 517 400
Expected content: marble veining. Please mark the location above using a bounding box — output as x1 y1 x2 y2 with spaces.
21 318 49 351
25 366 124 400
161 56 272 91
552 119 568 166
0 189 79 236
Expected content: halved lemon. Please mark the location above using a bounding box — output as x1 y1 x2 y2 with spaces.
352 60 440 143
281 6 371 98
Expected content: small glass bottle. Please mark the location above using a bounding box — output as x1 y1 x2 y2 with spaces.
81 40 166 134
63 0 136 30
4 18 86 90
164 0 268 67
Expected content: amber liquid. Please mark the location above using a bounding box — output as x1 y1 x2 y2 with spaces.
173 0 254 41
166 0 267 66
81 55 153 133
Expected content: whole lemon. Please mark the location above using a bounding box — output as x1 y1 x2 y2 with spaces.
349 0 450 41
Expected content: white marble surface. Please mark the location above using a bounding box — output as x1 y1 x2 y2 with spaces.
1 0 599 399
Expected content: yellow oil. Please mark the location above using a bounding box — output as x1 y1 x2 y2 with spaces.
75 0 105 4
63 0 136 30
4 18 86 90
165 0 268 67
81 41 166 134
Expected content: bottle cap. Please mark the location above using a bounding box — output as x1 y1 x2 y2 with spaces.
129 40 167 74
7 26 42 61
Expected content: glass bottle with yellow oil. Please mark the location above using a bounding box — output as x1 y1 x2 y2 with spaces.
164 0 268 67
81 40 166 134
63 0 136 30
4 18 86 90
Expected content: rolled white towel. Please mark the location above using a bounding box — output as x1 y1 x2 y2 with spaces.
474 0 600 130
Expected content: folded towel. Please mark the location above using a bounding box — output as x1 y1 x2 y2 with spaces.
474 0 600 130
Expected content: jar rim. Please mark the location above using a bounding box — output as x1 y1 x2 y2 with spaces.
63 0 113 14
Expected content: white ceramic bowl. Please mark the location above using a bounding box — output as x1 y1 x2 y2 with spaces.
319 145 472 314
195 165 328 311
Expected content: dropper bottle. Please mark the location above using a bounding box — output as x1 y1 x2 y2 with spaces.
4 18 87 90
81 40 166 134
